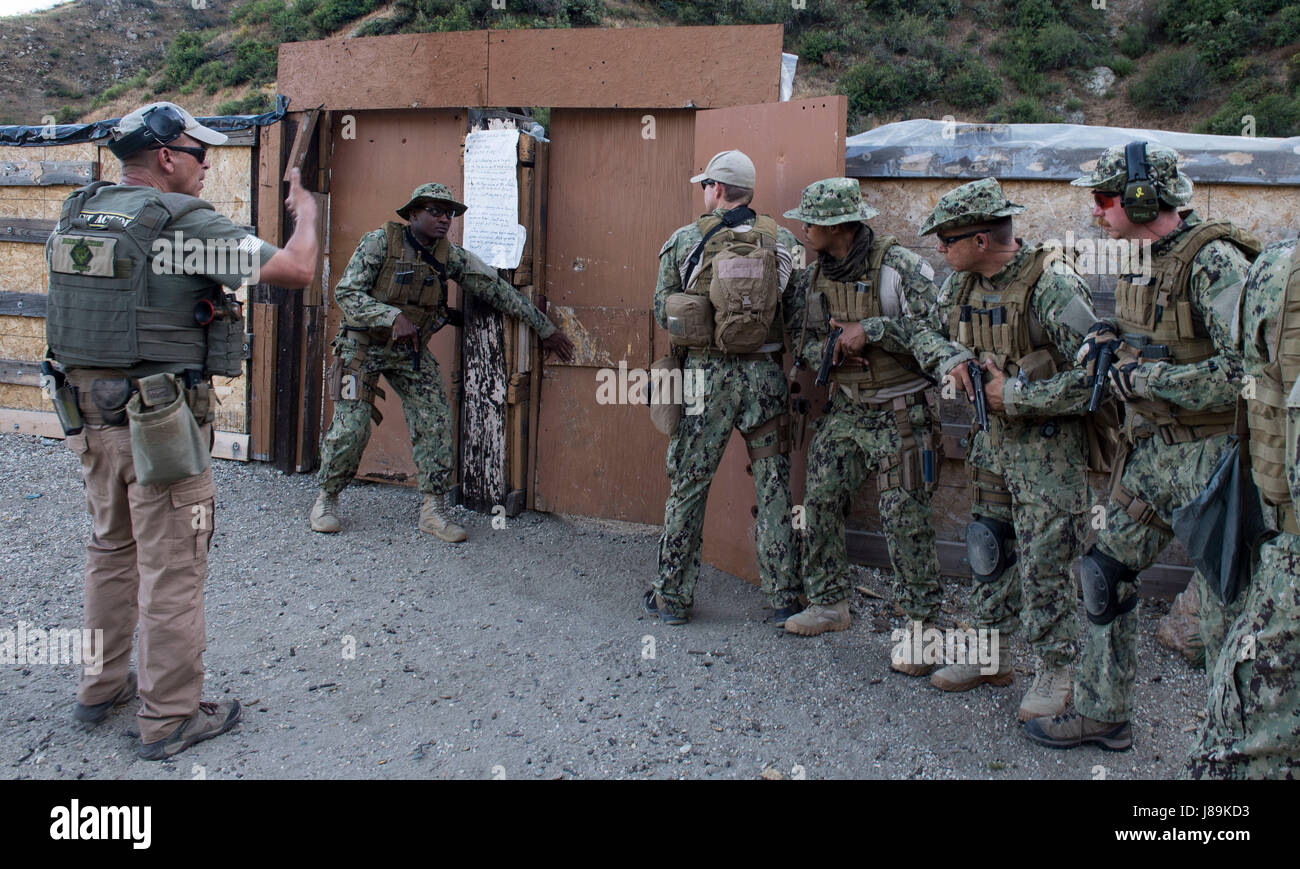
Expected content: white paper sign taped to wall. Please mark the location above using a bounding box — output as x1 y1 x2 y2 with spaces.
462 128 527 270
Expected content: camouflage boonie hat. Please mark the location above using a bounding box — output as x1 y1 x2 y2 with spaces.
1070 143 1193 207
783 177 879 225
918 177 1026 236
396 182 467 220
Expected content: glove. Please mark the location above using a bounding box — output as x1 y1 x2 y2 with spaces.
1075 320 1119 369
1107 359 1147 401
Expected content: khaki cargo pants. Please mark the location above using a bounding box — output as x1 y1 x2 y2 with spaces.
66 418 215 744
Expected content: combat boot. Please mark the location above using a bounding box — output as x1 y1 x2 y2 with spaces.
890 620 938 676
420 495 467 543
309 491 342 533
1023 711 1132 751
784 599 850 636
930 638 1013 691
1017 665 1073 722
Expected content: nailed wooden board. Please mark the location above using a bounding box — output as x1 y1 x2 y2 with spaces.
0 408 61 437
1 217 55 244
0 160 97 186
487 26 783 108
278 31 488 111
0 357 40 386
0 291 47 316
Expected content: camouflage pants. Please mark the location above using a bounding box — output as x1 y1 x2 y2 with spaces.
1186 531 1300 779
318 340 454 497
1077 432 1237 722
655 353 799 614
967 416 1088 669
801 391 942 617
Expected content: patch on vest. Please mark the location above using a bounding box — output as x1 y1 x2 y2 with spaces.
82 210 138 231
716 257 765 280
51 235 116 277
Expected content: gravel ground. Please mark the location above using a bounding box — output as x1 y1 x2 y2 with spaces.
0 434 1206 780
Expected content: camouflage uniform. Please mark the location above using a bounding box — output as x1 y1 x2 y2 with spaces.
652 209 803 616
1068 148 1251 726
883 178 1097 671
1187 238 1300 779
782 179 949 619
318 184 555 499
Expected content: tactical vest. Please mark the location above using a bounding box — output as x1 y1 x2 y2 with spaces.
1245 248 1300 527
365 221 450 334
808 235 927 397
946 244 1065 387
686 213 784 350
1114 219 1261 429
46 181 223 372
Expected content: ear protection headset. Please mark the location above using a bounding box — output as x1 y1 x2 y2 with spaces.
108 104 187 158
1121 141 1160 224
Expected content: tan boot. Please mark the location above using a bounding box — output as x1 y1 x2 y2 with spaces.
890 620 938 676
930 635 1013 691
784 599 850 636
309 492 342 533
1017 665 1073 722
420 495 467 543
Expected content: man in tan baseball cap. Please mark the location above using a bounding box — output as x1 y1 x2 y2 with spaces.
108 102 229 158
689 149 757 189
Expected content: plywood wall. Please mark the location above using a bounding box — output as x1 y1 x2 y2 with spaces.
0 140 255 437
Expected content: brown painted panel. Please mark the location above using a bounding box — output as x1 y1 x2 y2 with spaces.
532 108 694 520
488 25 783 108
545 305 651 370
278 32 488 111
323 109 466 486
534 364 670 523
692 97 848 584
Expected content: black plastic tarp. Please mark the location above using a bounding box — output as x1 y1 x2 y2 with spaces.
0 95 289 147
846 119 1300 186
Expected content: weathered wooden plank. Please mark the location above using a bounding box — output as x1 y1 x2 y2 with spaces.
249 299 277 461
213 431 251 461
272 285 302 474
0 292 47 317
296 303 325 473
0 357 40 386
221 128 256 147
0 408 61 437
460 288 509 514
283 107 321 183
1 217 55 244
0 160 98 187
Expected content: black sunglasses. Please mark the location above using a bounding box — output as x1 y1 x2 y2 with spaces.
937 228 984 246
700 179 716 190
151 143 207 164
422 204 457 219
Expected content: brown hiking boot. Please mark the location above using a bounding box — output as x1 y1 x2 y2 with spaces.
784 600 850 636
137 700 242 761
73 671 137 725
930 638 1013 691
309 491 341 533
420 495 467 542
1017 665 1073 722
890 620 938 676
1023 710 1133 751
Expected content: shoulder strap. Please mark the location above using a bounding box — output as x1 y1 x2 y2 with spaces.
683 218 732 286
57 180 115 230
868 234 899 276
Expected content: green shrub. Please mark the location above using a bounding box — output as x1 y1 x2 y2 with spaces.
310 0 378 33
1029 22 1094 70
945 55 1002 109
163 32 207 90
1127 47 1211 112
987 95 1059 124
841 56 938 118
1274 6 1300 46
1118 24 1150 59
563 0 604 26
216 93 273 116
799 30 847 65
1110 56 1135 78
231 0 284 26
882 13 939 57
1197 90 1300 136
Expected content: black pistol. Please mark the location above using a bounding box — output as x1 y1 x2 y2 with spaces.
1089 342 1115 412
967 359 989 432
816 326 842 388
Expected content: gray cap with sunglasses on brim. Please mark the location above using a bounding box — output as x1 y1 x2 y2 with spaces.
918 177 1027 237
396 182 468 220
689 150 756 189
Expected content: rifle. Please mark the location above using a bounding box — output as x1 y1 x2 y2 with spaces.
967 360 989 432
1088 342 1115 413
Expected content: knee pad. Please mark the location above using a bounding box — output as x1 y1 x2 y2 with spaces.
966 516 1016 583
1078 546 1139 625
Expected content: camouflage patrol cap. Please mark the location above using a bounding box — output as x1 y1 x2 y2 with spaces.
396 182 467 220
918 177 1026 236
783 177 879 225
1070 143 1193 207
